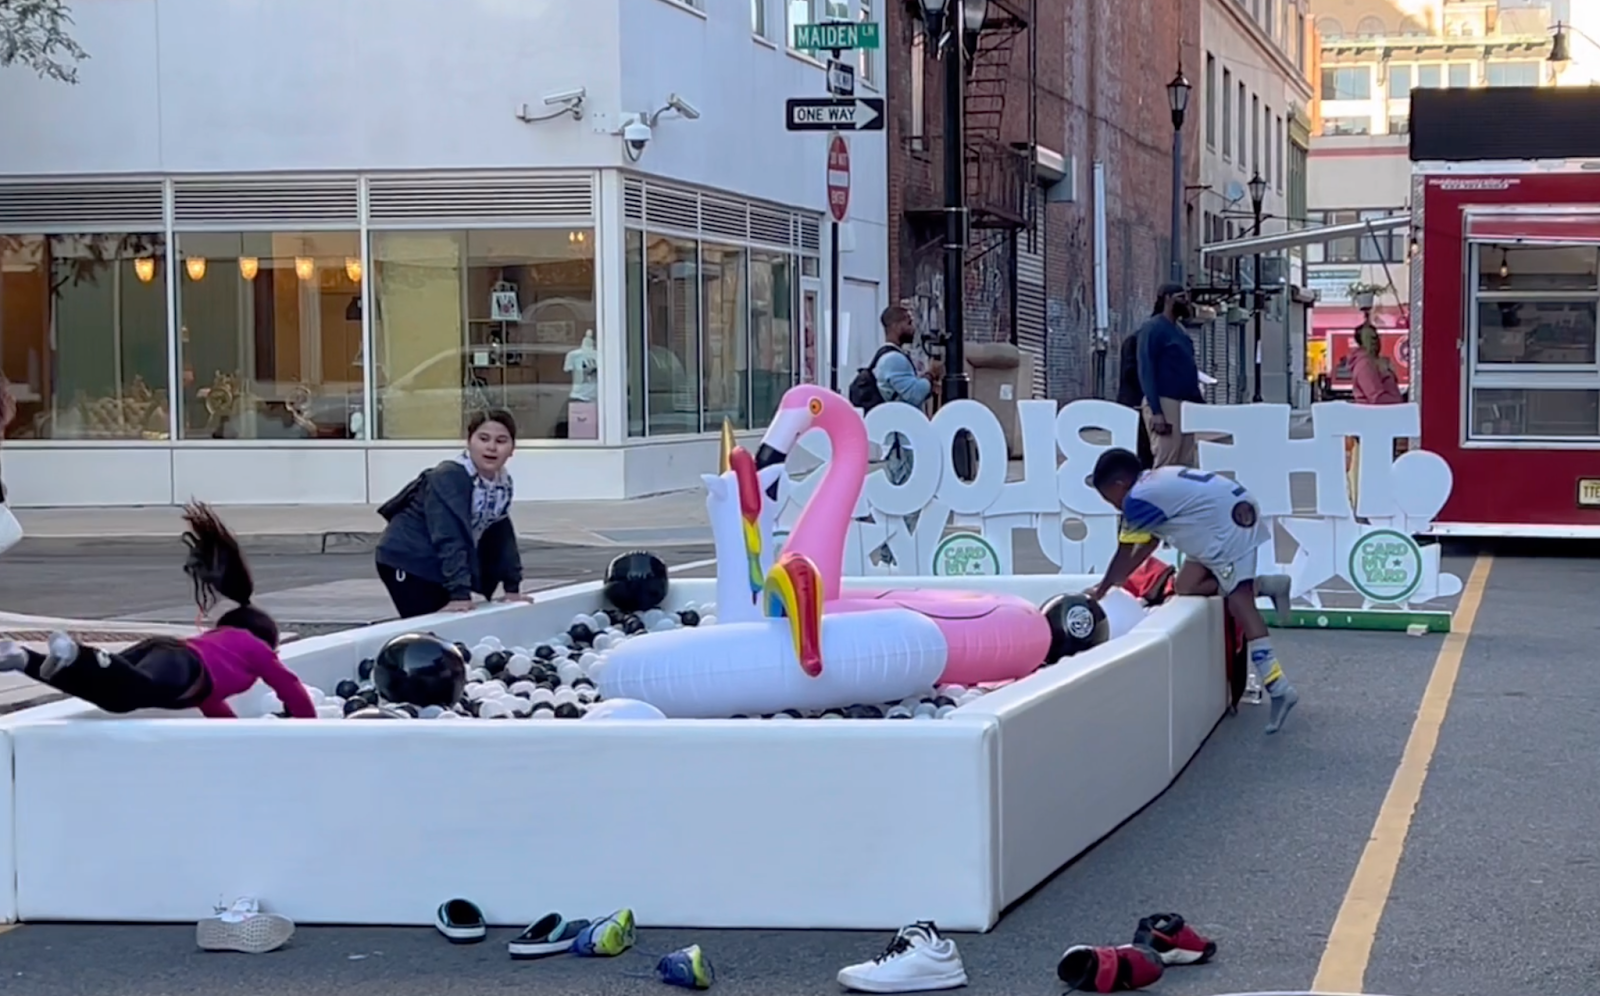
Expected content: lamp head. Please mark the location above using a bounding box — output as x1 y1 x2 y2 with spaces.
1248 171 1267 209
1166 68 1191 128
1550 23 1572 68
919 0 950 38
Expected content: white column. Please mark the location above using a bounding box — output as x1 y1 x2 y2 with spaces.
595 170 627 447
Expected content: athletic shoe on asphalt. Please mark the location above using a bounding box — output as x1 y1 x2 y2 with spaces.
1135 913 1216 965
657 944 715 989
1255 574 1294 622
508 912 590 959
0 640 24 672
572 907 635 957
435 898 488 943
1266 683 1299 735
1055 943 1164 992
836 921 969 993
196 897 295 954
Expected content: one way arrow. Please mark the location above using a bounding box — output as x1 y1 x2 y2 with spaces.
785 97 886 132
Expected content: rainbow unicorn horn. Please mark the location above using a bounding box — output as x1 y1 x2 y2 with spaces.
718 417 737 474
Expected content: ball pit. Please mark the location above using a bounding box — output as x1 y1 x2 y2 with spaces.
0 574 1228 933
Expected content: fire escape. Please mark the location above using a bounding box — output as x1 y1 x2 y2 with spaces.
905 0 1036 339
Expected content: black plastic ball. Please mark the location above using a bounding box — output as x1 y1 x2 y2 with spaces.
335 679 360 699
394 703 420 718
357 658 375 681
623 615 648 635
554 703 583 719
454 642 473 663
602 550 670 614
678 609 701 627
846 704 884 719
1041 592 1111 664
604 608 627 627
568 623 595 647
779 709 804 719
533 645 555 661
483 650 510 676
571 677 595 691
373 633 468 708
932 696 956 709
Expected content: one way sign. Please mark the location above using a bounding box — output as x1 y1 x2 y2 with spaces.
785 97 885 132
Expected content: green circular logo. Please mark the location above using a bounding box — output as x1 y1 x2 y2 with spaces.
933 533 1000 576
1347 528 1423 604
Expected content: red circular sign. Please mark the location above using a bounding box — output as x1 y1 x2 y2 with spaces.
827 134 850 223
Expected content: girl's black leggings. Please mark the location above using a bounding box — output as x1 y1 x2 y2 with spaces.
21 637 211 714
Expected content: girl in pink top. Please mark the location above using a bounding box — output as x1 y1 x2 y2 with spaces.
0 503 315 719
1349 323 1404 406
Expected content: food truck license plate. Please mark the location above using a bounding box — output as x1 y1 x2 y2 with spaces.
1580 479 1600 508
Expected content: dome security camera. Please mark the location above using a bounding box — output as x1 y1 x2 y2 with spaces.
623 119 652 155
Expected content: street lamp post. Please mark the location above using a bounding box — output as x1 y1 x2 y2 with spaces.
1166 67 1191 285
1248 170 1266 403
917 0 988 408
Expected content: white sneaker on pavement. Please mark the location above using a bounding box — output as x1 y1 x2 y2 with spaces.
196 897 295 954
837 921 969 993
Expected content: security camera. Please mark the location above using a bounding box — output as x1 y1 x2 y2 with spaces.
665 93 701 120
623 119 652 154
543 86 586 107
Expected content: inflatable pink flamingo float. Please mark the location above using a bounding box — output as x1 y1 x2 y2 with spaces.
754 384 1051 685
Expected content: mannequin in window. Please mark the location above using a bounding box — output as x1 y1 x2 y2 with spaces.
564 331 598 403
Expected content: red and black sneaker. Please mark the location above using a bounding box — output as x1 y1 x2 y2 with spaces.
1135 913 1217 965
1055 943 1164 992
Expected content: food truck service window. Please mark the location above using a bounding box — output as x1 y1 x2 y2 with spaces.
1467 224 1600 443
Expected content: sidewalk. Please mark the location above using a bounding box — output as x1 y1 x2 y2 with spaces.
11 489 714 554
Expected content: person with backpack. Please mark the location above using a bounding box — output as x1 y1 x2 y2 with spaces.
373 409 531 618
847 306 942 487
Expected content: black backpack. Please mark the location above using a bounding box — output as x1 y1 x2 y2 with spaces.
847 344 905 412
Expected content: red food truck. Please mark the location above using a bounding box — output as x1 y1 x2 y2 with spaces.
1410 87 1600 537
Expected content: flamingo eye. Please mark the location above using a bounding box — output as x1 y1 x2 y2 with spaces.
808 398 823 416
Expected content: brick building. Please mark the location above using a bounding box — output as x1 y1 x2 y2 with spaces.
882 0 1203 402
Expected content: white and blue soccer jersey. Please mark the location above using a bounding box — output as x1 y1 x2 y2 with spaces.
1117 467 1271 577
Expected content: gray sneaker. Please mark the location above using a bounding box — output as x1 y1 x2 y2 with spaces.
196 898 295 954
1255 574 1294 623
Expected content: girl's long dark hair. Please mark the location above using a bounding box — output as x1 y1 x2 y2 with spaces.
182 502 279 649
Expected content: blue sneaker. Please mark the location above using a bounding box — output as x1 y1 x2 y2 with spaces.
657 944 714 989
572 908 635 957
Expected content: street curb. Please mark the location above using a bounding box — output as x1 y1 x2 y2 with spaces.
10 531 715 557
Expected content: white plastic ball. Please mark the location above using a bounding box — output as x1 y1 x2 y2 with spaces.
509 680 539 697
481 637 503 651
553 686 579 705
941 685 966 698
585 612 608 631
581 698 667 721
529 688 555 709
551 632 572 648
418 705 445 719
701 603 716 615
578 651 599 668
508 697 533 717
649 619 675 633
478 699 512 719
506 654 532 678
593 633 613 651
913 703 938 718
700 615 717 627
557 662 584 684
530 708 555 720
471 643 494 660
315 704 343 719
434 709 459 720
305 687 326 705
769 712 794 720
468 668 490 683
935 704 956 718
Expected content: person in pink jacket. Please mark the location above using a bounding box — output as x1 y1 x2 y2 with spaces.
0 503 314 718
1349 322 1404 406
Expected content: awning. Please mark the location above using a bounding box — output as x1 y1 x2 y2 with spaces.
1199 215 1409 260
1465 212 1600 243
1311 306 1410 331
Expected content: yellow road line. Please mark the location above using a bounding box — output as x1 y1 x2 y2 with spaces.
1311 553 1493 992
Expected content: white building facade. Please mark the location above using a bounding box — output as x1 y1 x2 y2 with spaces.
0 0 890 507
1195 0 1316 405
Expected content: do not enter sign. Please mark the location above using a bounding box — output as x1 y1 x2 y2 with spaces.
827 134 849 222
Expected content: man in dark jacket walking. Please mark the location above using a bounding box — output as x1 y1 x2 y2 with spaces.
1135 283 1204 468
1118 322 1157 470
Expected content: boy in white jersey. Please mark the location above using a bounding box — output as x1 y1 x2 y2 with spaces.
1088 447 1299 734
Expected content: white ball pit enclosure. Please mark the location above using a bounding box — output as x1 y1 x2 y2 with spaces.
0 575 1225 931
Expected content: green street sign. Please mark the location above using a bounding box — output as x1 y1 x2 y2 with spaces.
794 21 880 51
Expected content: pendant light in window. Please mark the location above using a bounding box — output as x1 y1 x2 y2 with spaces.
238 256 260 280
133 258 157 283
1499 248 1510 279
185 257 207 281
345 257 362 283
295 257 316 281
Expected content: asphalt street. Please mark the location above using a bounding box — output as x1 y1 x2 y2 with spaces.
2 543 1596 996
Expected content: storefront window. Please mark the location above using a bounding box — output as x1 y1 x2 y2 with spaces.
750 251 796 426
176 232 363 440
701 242 749 430
643 235 701 436
370 229 596 441
1 233 171 440
1468 242 1600 440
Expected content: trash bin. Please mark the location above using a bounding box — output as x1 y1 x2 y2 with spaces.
964 342 1026 457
